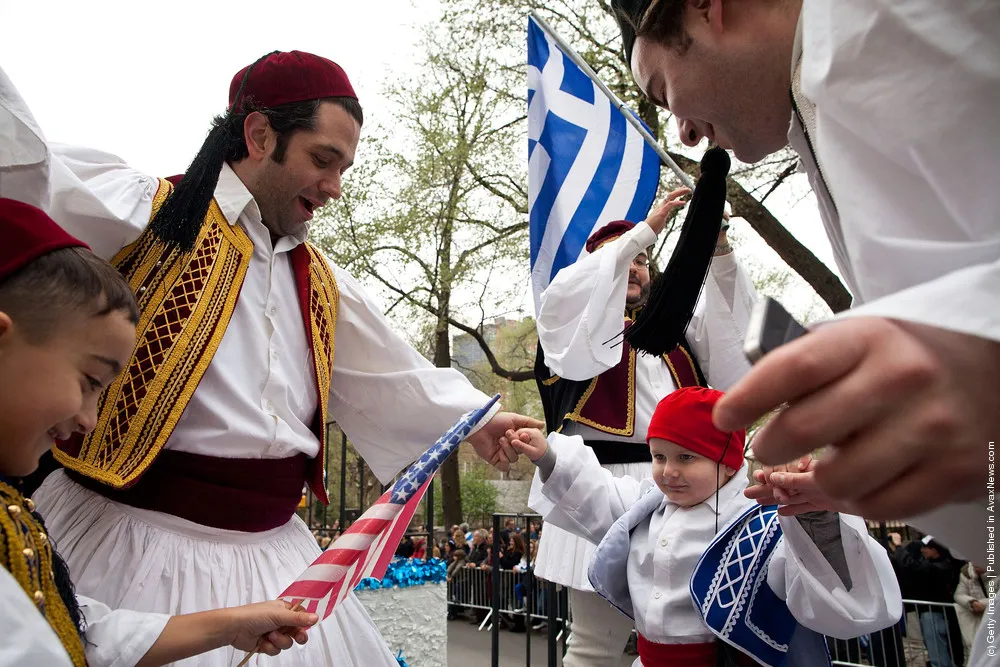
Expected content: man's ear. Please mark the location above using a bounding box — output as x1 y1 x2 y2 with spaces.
0 311 13 345
690 0 724 35
243 111 273 162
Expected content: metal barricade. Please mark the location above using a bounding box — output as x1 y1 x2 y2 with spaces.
828 600 967 667
444 513 570 666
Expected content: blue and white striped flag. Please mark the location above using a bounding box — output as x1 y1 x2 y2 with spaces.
527 16 660 311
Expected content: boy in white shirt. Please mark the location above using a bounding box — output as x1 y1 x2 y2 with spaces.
507 387 901 666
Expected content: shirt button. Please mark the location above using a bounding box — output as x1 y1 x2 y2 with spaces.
653 590 662 599
23 548 34 559
269 305 278 316
266 400 274 411
660 537 668 547
33 591 44 604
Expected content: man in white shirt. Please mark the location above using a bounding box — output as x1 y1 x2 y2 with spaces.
607 1 999 665
0 52 540 666
532 189 757 664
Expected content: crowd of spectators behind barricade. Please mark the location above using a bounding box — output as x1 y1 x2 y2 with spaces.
309 513 988 664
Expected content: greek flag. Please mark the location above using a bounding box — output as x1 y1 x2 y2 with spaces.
527 16 660 310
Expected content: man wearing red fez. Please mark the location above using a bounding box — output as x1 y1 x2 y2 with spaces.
531 185 757 659
0 53 541 665
507 387 902 667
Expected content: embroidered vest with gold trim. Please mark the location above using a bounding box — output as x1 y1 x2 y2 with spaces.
1 480 85 666
535 313 706 438
54 179 337 503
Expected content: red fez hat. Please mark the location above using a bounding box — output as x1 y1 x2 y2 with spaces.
0 198 88 283
229 50 358 112
647 387 745 470
585 220 636 254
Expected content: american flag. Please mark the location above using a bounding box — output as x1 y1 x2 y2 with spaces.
279 394 501 619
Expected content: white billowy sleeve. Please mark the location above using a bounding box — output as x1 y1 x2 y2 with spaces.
327 265 498 483
77 595 169 667
0 68 155 259
0 569 73 666
45 143 157 260
685 249 758 390
536 223 656 381
528 432 645 545
766 513 902 639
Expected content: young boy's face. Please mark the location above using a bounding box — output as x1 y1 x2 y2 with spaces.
649 438 735 508
0 309 136 476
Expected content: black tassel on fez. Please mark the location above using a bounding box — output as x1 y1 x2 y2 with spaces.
625 146 731 356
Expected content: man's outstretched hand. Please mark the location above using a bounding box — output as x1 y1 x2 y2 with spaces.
469 412 545 472
717 317 1000 519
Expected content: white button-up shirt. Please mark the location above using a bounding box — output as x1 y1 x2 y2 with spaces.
536 222 757 444
791 0 997 579
0 72 496 483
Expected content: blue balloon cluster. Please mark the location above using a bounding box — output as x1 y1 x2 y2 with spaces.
354 557 447 591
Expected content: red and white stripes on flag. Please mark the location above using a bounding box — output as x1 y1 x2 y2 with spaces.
279 478 431 619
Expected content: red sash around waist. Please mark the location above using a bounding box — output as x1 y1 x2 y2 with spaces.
636 634 759 667
636 636 717 667
66 450 308 532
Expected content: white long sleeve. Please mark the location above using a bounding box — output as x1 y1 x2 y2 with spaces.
77 595 170 667
0 571 168 667
527 432 644 544
327 265 496 483
0 569 74 666
536 222 755 388
767 514 902 639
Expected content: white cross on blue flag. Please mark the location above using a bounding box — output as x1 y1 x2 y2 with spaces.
527 16 660 311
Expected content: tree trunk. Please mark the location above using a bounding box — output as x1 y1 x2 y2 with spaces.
436 327 464 527
436 219 465 528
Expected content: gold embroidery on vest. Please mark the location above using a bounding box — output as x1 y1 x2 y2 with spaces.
55 179 253 487
304 243 338 500
1 483 85 666
564 348 637 437
662 344 698 389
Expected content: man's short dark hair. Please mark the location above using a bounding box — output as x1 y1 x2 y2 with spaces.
226 96 364 165
615 0 693 62
0 247 139 341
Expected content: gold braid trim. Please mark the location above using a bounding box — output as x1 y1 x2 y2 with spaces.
564 348 637 436
1 483 85 666
55 179 253 487
304 243 338 496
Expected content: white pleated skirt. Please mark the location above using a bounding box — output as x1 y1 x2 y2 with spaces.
33 470 398 667
533 460 650 591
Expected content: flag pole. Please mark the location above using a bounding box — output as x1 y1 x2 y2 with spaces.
529 10 695 190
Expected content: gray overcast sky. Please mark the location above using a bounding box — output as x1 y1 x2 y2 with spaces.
1 0 842 320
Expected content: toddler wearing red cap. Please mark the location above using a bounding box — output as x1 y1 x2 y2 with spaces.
507 387 902 667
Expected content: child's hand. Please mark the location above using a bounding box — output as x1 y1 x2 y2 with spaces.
745 455 849 516
228 600 317 655
502 428 547 462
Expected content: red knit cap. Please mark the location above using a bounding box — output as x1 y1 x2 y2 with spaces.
229 50 358 112
646 387 745 470
585 220 636 254
0 198 88 283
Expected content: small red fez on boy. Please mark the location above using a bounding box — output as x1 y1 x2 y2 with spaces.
647 387 746 470
585 220 637 254
0 198 88 283
229 50 358 112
